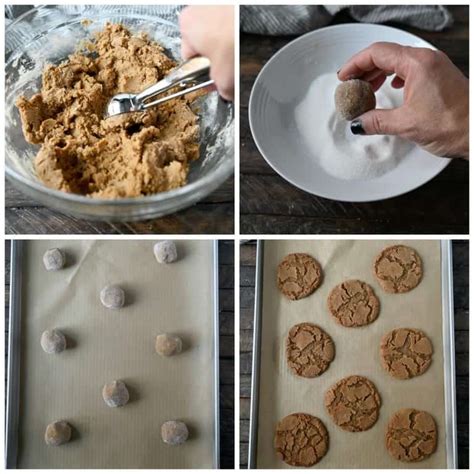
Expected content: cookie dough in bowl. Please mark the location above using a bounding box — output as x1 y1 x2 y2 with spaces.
5 6 234 221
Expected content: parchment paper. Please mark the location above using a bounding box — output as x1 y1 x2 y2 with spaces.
16 240 216 468
256 240 447 469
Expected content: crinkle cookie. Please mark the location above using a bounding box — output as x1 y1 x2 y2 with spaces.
386 408 437 462
154 241 178 264
325 375 381 432
161 420 189 445
277 253 322 300
41 329 67 354
380 328 433 379
374 245 423 293
45 421 72 446
274 413 329 467
43 248 66 271
100 285 125 309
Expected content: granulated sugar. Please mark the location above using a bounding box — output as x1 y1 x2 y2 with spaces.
295 72 408 180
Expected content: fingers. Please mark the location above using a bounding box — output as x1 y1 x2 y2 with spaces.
180 40 196 60
351 107 407 136
338 42 408 82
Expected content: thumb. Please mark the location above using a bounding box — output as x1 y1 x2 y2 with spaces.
351 107 406 136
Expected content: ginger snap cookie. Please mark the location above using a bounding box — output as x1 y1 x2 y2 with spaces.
277 253 322 300
374 245 423 293
274 413 329 467
380 328 433 379
327 280 380 327
386 408 437 462
325 375 381 432
286 323 335 378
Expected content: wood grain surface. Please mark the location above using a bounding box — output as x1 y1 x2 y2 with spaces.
240 6 469 235
5 179 234 235
5 240 234 468
239 240 469 468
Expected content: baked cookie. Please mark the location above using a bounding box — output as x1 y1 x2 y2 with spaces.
286 323 335 378
374 245 423 293
380 328 433 379
386 409 437 462
327 280 380 327
325 375 381 432
277 253 322 300
274 413 329 467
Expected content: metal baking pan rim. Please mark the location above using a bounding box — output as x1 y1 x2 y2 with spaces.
248 239 458 469
5 239 220 469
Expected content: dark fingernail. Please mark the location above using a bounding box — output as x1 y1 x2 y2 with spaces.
351 120 365 135
336 69 341 74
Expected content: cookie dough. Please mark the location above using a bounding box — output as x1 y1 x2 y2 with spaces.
386 409 437 462
154 241 178 264
380 328 433 379
155 334 183 356
374 245 423 293
16 23 200 198
325 375 381 432
161 420 189 445
45 421 72 446
274 413 329 467
102 380 130 407
100 284 125 309
286 323 335 378
277 253 322 300
334 79 376 121
327 280 380 327
41 329 67 354
43 248 66 271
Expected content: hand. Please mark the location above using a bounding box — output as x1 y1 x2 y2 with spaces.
338 42 469 159
179 6 234 101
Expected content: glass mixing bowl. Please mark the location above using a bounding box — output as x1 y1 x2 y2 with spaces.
5 5 234 221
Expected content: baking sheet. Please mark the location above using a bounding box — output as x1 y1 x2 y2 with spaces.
11 240 217 469
254 240 449 469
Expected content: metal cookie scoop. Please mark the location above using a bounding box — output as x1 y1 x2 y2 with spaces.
105 56 214 118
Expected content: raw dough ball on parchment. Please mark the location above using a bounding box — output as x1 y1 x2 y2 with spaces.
41 329 67 354
155 334 183 356
43 248 66 271
100 285 125 309
44 420 72 446
102 380 130 407
161 420 189 445
154 241 178 264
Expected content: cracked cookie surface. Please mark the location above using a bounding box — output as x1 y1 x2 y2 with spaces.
374 245 423 293
277 253 322 300
380 328 433 379
324 375 381 432
16 23 200 198
286 323 335 378
274 413 329 467
327 280 380 327
386 408 437 462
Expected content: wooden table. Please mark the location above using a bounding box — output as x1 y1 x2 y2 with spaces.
5 240 234 468
5 178 234 235
240 6 469 234
239 241 469 468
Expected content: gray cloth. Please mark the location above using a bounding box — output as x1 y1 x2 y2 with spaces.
240 5 453 36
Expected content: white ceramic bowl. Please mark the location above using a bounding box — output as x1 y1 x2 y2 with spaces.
249 23 451 202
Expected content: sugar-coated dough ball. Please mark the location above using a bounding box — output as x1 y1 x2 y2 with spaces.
43 248 66 271
100 285 125 309
334 79 376 121
102 380 129 407
154 241 178 264
45 421 72 446
161 420 189 445
41 329 67 354
155 334 183 356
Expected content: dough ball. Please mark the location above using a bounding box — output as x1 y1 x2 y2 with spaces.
43 248 66 271
334 79 376 120
155 334 183 357
44 421 72 446
161 420 189 445
154 241 178 264
102 380 130 407
100 285 125 309
41 329 67 354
